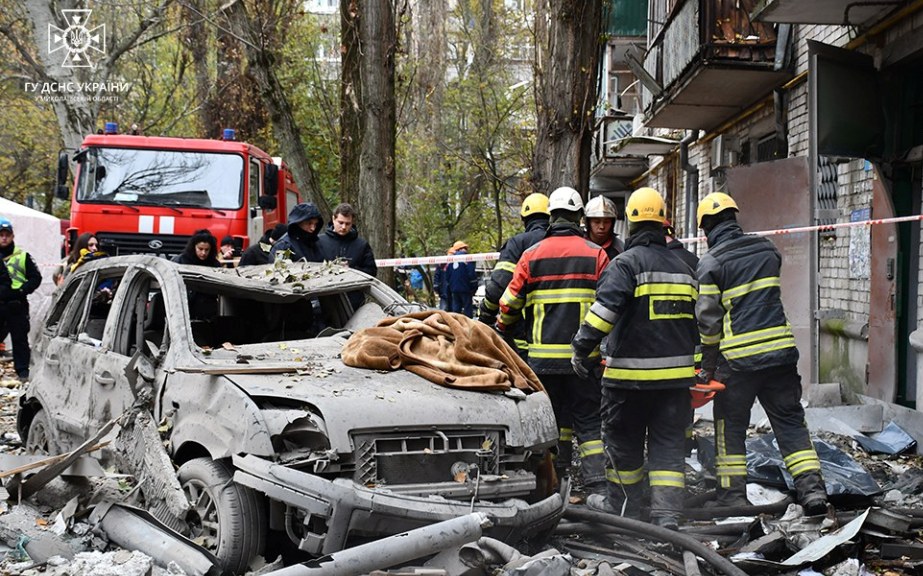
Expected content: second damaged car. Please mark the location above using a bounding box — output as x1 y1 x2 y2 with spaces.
18 255 565 573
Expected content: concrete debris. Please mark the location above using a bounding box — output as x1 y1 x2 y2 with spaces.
1 357 923 575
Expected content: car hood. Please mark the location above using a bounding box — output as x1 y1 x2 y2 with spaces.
210 337 557 452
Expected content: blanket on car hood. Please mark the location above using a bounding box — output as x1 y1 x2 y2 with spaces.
341 310 544 393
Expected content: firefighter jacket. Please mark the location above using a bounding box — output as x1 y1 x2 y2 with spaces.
478 216 550 322
572 229 698 390
695 220 798 373
0 243 42 303
498 222 609 375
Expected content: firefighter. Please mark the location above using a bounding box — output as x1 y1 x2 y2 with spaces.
498 187 609 492
695 192 828 514
477 193 550 357
584 195 624 259
572 187 698 529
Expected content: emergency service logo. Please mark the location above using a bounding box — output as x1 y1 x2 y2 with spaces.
48 9 106 68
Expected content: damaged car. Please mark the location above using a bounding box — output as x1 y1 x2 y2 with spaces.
17 255 565 573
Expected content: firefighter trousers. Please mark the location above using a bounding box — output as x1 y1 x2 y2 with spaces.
541 373 605 489
601 386 690 522
713 363 827 507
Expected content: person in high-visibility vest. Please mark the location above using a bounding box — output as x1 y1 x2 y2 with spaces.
0 217 43 381
695 192 828 515
572 187 698 530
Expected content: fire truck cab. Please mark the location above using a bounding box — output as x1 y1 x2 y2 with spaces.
57 125 300 257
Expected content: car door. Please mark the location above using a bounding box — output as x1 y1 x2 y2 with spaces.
88 268 161 432
34 276 95 451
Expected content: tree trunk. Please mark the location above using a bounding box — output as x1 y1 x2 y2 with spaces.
531 0 602 199
358 0 397 283
339 0 361 208
184 0 212 134
223 0 329 216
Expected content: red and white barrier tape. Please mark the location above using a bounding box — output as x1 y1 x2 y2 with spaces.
375 214 923 268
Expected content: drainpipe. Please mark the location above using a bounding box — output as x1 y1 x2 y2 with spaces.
680 130 699 240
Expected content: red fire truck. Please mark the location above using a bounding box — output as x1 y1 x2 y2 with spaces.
56 124 301 257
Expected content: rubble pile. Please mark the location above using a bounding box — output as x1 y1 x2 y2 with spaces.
0 352 921 575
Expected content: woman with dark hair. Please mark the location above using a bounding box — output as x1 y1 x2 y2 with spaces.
172 229 220 267
66 232 108 276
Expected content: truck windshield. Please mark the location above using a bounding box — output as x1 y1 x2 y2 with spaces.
75 147 244 210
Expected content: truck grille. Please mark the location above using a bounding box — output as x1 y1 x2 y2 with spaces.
353 430 501 486
96 232 191 257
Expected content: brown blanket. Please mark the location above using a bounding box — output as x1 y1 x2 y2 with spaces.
341 310 544 393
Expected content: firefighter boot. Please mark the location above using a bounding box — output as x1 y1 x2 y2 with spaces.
555 430 574 480
794 471 828 516
649 485 683 530
587 482 643 519
711 476 749 508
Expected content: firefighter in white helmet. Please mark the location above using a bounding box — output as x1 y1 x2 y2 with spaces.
498 186 609 491
584 195 624 260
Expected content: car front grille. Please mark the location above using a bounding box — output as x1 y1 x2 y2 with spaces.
96 232 191 257
353 430 501 486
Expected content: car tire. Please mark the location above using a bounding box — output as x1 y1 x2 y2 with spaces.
25 408 55 455
177 458 266 574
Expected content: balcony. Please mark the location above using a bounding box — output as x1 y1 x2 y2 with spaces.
751 0 906 26
590 116 680 193
638 0 793 131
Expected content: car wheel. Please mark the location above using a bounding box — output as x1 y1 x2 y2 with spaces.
178 458 266 574
25 409 55 455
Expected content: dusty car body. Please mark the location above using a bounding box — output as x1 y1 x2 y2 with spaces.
18 255 565 572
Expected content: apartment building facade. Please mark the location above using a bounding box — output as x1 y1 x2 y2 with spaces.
592 0 923 409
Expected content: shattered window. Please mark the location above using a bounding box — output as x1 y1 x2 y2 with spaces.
181 280 359 349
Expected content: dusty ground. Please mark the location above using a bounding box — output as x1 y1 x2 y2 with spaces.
1 353 922 575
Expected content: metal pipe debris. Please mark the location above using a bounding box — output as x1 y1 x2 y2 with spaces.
564 508 748 576
265 513 492 576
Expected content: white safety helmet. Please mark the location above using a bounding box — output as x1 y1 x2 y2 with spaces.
585 196 617 220
548 186 584 213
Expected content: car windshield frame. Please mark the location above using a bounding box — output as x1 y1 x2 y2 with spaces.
75 146 244 210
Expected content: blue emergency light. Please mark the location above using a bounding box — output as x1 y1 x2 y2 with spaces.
222 128 236 141
103 122 118 135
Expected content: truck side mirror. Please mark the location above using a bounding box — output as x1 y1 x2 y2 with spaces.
55 151 70 200
263 164 279 196
258 195 277 210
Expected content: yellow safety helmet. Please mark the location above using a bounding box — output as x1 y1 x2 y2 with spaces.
520 193 550 217
625 187 666 224
696 192 739 228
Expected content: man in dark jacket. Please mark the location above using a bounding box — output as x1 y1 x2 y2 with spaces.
271 203 325 263
0 217 43 381
239 224 288 267
572 187 698 529
500 187 609 493
478 193 550 357
695 192 828 515
318 203 377 277
433 246 455 310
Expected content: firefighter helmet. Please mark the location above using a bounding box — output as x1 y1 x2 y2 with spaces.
548 187 584 213
625 187 666 224
520 193 550 217
585 196 617 220
696 192 738 228
452 240 469 252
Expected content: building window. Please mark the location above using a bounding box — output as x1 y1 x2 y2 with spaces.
755 132 781 163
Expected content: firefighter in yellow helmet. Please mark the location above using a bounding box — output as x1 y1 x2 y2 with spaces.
572 187 698 529
695 192 828 514
477 193 550 357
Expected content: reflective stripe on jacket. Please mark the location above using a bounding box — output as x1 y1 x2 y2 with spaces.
695 220 798 372
572 229 699 390
499 224 609 374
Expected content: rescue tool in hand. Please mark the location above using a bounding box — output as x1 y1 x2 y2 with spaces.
689 379 726 408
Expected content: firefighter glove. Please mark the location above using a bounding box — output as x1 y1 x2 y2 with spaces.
571 354 600 380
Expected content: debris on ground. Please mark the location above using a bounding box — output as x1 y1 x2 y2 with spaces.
0 355 921 575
